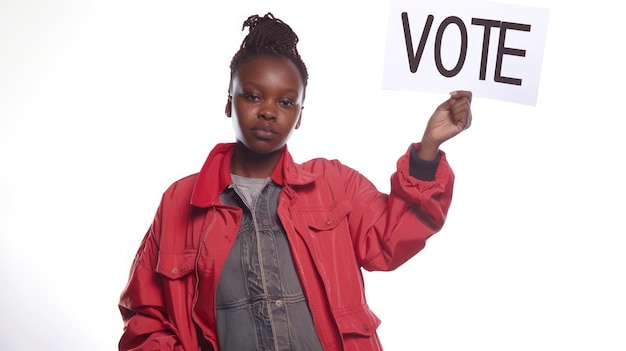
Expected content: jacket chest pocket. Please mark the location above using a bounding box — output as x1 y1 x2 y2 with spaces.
155 250 198 280
296 199 352 233
293 200 364 287
294 200 354 261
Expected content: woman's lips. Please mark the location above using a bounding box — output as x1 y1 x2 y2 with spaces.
251 125 278 140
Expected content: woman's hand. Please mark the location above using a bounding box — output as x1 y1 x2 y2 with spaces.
416 90 473 161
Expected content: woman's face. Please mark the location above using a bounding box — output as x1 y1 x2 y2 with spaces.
226 55 304 156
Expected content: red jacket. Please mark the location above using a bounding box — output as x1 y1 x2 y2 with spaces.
119 143 454 351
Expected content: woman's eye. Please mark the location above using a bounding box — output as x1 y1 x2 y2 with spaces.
279 99 295 108
244 93 260 101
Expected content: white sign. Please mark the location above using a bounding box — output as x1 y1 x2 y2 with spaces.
382 0 550 106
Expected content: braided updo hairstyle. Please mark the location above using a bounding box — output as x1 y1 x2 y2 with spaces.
229 13 309 89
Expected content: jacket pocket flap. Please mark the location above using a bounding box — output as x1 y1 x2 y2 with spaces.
299 200 352 231
334 305 381 336
155 250 197 279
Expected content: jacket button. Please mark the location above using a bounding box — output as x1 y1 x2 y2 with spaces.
171 268 179 275
363 323 369 332
325 220 331 226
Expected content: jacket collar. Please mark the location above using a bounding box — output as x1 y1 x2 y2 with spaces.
190 143 318 208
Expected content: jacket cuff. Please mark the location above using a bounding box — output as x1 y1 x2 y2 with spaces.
409 144 440 181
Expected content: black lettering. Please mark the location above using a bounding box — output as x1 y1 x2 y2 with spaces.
434 16 468 78
495 21 531 86
471 18 501 81
401 12 434 73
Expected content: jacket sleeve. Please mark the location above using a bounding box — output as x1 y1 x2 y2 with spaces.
118 204 185 351
345 143 455 271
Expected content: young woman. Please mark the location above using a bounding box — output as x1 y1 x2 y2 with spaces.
118 13 472 351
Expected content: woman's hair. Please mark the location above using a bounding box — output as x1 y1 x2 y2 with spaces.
229 13 309 88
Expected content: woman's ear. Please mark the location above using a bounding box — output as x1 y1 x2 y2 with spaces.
295 107 303 129
225 95 232 117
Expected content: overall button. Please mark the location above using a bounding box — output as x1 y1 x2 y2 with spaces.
261 219 270 226
275 299 283 307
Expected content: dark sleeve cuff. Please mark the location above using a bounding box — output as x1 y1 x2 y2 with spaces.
409 144 440 181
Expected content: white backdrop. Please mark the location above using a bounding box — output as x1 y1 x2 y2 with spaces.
1 0 624 350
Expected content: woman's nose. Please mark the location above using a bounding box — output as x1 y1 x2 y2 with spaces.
258 102 277 120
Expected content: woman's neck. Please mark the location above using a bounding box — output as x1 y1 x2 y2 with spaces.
230 143 283 179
